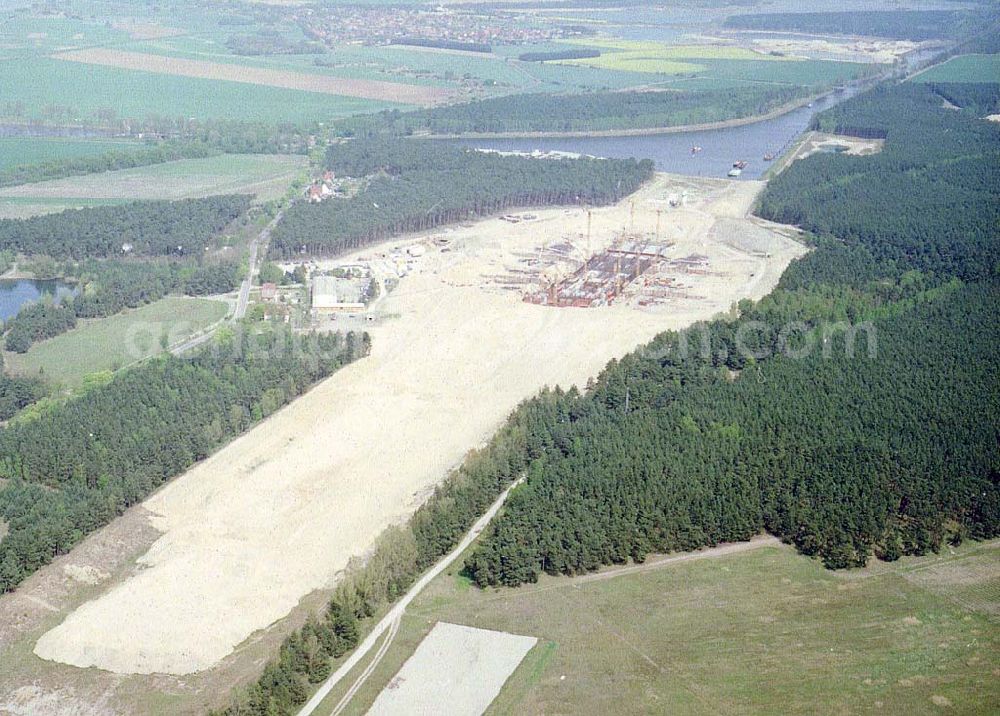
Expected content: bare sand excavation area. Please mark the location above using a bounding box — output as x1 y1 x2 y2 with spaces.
53 49 452 105
32 174 805 677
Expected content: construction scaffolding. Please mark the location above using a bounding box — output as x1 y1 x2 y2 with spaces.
523 232 676 308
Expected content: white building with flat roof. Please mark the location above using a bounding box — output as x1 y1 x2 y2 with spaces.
312 275 365 313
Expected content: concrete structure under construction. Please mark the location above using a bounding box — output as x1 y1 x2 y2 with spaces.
524 236 675 308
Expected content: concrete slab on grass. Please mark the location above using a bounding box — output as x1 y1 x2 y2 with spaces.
367 622 537 716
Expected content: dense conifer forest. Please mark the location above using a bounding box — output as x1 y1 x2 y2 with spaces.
0 328 370 593
464 82 1000 585
927 82 1000 116
269 139 653 257
0 195 251 259
757 83 1000 283
334 85 813 136
0 357 44 420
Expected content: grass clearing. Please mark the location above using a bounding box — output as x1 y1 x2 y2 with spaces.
326 540 1000 715
911 54 1000 83
0 154 307 211
5 296 228 388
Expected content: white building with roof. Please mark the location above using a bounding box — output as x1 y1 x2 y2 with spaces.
312 275 366 314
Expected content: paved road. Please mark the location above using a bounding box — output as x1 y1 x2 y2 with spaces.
296 476 525 716
234 210 283 321
169 326 220 356
171 210 283 357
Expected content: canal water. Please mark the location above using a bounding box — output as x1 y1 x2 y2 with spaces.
0 279 76 322
453 87 861 180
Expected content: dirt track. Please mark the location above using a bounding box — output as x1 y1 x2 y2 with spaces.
53 49 452 105
29 175 805 683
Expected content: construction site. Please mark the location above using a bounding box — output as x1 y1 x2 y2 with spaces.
483 188 750 312
7 173 806 715
514 232 718 308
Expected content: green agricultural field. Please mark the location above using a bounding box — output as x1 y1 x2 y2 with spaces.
321 540 1000 715
557 49 705 76
122 39 668 95
552 39 873 87
0 15 131 59
0 57 405 125
0 138 143 171
113 40 458 89
912 54 1000 83
5 296 228 387
692 57 874 87
0 154 307 218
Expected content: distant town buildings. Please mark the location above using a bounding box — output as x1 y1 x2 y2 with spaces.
296 5 576 47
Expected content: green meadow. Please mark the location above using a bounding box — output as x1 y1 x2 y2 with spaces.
5 296 228 388
317 541 1000 716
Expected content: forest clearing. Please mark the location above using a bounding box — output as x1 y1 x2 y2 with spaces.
53 49 454 105
4 296 228 388
325 540 1000 715
4 173 804 712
